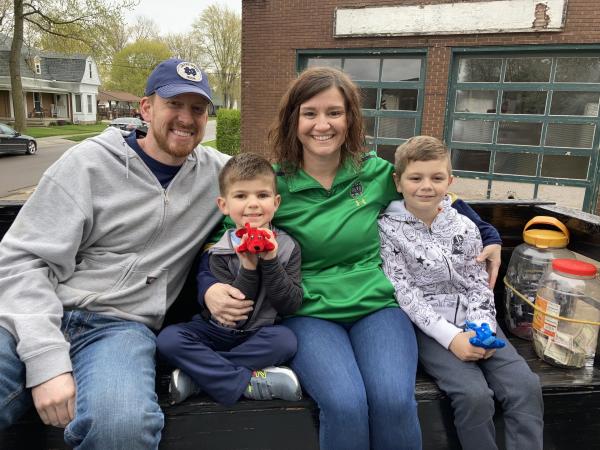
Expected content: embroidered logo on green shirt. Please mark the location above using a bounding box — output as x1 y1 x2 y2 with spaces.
350 180 366 207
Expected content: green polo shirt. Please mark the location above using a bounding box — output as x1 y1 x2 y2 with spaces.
273 154 399 322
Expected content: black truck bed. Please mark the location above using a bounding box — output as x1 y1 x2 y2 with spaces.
1 200 599 449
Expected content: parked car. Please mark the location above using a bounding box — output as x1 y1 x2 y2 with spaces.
0 123 37 155
108 117 145 136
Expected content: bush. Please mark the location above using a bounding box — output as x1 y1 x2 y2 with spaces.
216 109 240 155
49 120 71 126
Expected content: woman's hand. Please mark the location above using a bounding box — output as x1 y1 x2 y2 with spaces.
477 243 501 289
205 283 253 327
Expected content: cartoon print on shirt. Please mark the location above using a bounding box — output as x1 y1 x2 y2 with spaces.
378 195 497 343
452 235 464 255
401 222 418 242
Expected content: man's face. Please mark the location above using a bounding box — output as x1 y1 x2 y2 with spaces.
140 93 209 164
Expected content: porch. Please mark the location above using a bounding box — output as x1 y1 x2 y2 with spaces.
0 116 68 127
0 90 72 125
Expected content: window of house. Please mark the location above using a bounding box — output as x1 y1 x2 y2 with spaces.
89 62 93 78
301 51 426 162
75 94 82 113
87 95 93 113
447 52 600 211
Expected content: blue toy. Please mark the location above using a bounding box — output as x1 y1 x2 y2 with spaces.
465 322 506 349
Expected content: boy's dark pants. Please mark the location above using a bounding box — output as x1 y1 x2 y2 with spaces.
157 315 297 405
416 328 544 450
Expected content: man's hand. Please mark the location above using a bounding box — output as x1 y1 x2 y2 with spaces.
31 372 76 428
449 331 486 362
477 243 502 289
205 283 254 327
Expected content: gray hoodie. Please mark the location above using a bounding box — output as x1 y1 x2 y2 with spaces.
378 195 497 349
0 127 229 387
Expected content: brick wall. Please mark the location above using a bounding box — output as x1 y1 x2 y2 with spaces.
242 0 600 211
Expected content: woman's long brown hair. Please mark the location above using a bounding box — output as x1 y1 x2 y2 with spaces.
268 67 365 175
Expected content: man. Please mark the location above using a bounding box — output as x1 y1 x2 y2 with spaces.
0 59 239 449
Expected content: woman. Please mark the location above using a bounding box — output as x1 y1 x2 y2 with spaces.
204 67 501 450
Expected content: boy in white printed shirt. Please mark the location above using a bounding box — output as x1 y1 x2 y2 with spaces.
378 136 543 450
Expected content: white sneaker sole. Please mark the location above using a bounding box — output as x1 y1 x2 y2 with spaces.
263 366 302 400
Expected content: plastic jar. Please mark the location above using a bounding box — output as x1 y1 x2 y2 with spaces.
532 259 600 369
504 216 574 340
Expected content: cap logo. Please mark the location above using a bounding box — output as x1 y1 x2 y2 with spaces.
176 62 202 82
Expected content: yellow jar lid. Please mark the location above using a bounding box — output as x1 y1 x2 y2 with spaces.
523 229 569 248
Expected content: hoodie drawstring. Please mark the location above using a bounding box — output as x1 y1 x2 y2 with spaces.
123 141 130 179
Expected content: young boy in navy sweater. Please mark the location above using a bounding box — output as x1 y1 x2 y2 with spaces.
157 153 303 405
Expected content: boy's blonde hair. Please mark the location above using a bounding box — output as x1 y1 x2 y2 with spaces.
394 136 452 176
218 152 277 196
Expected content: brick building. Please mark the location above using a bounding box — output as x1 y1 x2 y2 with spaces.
242 0 600 213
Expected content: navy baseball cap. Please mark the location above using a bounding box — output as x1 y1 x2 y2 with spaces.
145 58 212 103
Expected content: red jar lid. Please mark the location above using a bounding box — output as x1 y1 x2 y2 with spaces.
552 258 598 277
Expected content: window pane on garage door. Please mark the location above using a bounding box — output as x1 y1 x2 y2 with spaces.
447 52 600 211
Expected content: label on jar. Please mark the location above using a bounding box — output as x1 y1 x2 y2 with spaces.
532 295 560 337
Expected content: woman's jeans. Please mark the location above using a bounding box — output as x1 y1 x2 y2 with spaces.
284 307 422 450
0 311 163 450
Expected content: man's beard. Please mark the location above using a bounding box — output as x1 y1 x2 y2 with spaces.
151 123 203 158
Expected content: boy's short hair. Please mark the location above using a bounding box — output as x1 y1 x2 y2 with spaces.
218 152 277 196
394 136 452 176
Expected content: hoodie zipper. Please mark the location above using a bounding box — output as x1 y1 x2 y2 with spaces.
430 227 461 325
126 153 190 263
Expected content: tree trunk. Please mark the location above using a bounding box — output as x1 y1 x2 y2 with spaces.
10 0 25 132
223 93 230 110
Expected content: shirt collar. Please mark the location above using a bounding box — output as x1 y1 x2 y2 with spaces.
282 160 360 193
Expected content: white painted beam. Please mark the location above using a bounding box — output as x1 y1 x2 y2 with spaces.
335 0 568 37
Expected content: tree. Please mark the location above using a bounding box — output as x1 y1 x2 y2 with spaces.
8 0 135 131
36 18 131 84
162 32 203 63
192 4 241 109
109 39 171 97
0 0 11 35
128 15 160 42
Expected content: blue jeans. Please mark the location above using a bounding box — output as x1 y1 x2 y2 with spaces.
0 311 163 449
284 307 422 450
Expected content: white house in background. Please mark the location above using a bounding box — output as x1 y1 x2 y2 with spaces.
0 34 101 124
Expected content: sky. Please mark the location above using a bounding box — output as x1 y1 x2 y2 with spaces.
126 0 242 36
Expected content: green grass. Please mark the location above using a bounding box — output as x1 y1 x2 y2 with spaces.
202 139 216 148
25 124 107 138
64 133 102 142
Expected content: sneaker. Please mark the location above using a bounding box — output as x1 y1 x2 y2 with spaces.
243 366 302 401
169 368 202 405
